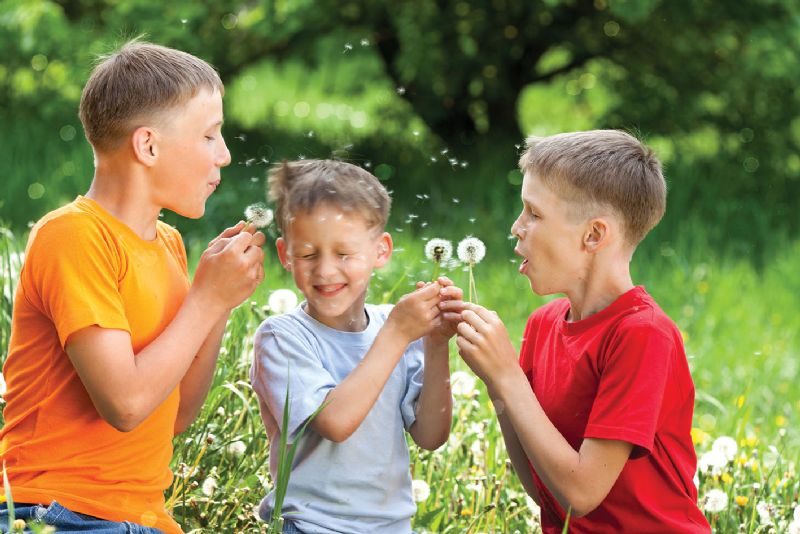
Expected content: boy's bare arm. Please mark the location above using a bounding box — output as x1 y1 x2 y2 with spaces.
408 279 462 450
173 223 265 434
496 408 542 505
311 282 442 443
454 304 633 518
66 225 265 433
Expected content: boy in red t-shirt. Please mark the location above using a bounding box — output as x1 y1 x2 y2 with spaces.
447 130 710 533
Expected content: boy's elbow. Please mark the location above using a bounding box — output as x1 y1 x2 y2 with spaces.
97 398 146 433
563 492 603 519
312 416 356 443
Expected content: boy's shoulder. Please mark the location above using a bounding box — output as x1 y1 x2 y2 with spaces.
529 287 680 341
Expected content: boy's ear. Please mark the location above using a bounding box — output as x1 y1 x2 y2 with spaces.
275 237 292 271
583 217 610 253
131 126 158 166
375 232 393 268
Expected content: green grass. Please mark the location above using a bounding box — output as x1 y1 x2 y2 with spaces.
1 227 799 532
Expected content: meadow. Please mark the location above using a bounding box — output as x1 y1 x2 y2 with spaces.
1 221 798 533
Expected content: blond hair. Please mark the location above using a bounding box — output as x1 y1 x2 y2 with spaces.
268 160 391 235
79 39 223 152
518 130 666 245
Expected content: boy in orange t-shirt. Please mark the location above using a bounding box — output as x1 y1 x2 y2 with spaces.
0 40 265 533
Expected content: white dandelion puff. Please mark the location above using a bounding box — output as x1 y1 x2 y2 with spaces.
268 289 298 315
756 501 774 524
794 504 800 523
244 203 274 228
457 236 486 265
450 371 476 397
227 440 247 456
526 495 541 517
703 488 728 513
411 479 430 503
712 436 738 462
424 238 453 264
788 521 800 534
698 450 728 475
201 477 218 497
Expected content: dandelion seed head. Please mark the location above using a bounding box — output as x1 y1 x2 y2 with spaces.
424 238 453 264
244 203 274 228
457 236 486 265
450 371 476 397
227 440 246 456
397 86 406 95
202 477 218 496
712 436 738 462
268 289 298 315
360 38 370 46
343 43 353 52
411 479 430 503
702 488 728 513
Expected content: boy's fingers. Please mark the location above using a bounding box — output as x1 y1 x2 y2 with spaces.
209 221 245 247
250 231 267 248
456 319 481 341
436 276 453 287
222 231 255 254
440 285 463 300
439 299 467 312
463 303 498 324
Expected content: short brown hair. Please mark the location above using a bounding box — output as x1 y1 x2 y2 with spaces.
518 130 666 245
268 159 391 235
79 39 223 152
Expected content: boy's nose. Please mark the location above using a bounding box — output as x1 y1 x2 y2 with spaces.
217 137 232 168
315 256 339 278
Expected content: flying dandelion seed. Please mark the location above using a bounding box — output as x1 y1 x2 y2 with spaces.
397 87 406 95
360 38 370 46
244 203 274 228
343 43 353 53
236 134 246 141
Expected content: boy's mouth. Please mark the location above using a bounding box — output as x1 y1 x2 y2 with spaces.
314 283 347 297
514 247 529 274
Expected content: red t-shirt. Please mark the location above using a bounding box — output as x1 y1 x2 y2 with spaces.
519 286 710 533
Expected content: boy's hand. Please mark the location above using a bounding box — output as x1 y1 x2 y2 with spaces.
387 281 443 344
455 303 518 388
191 222 266 314
417 276 464 343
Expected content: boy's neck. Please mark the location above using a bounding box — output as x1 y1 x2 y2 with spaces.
86 157 162 241
304 301 370 333
565 258 634 322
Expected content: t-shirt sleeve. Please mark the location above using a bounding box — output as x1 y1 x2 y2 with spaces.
584 319 674 456
250 319 337 441
23 214 130 348
400 338 425 430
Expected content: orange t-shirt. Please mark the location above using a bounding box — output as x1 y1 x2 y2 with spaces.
1 196 189 533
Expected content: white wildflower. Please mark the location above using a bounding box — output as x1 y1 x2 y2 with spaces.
411 479 430 503
465 481 483 494
268 289 298 315
244 203 274 228
227 440 247 456
470 439 485 462
201 477 218 497
712 436 738 462
698 450 728 475
457 236 486 265
525 495 541 518
424 238 453 264
702 488 728 513
450 371 476 397
756 501 774 524
794 504 800 523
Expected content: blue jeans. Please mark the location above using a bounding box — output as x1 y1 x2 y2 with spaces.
0 502 164 533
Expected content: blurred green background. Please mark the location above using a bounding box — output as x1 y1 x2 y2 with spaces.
1 0 799 259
